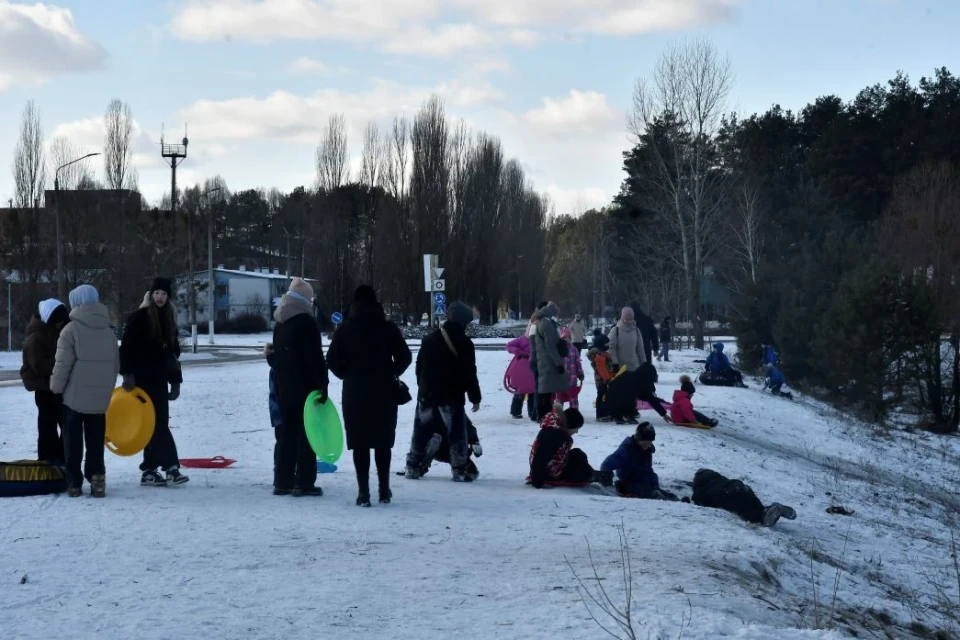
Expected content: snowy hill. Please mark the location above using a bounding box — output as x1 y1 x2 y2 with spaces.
1 345 958 639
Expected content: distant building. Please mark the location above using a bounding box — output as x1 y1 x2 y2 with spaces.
176 266 319 326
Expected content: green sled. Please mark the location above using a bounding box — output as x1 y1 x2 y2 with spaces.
303 391 344 464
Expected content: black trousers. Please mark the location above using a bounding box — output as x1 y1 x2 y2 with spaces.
510 393 536 419
692 469 765 524
62 407 106 489
276 406 318 490
35 390 64 464
408 403 468 473
140 383 180 472
559 448 594 483
353 448 391 493
536 393 555 422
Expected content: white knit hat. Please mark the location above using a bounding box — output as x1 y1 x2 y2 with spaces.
38 299 64 324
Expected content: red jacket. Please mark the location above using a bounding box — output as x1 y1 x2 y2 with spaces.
670 390 698 424
527 411 572 487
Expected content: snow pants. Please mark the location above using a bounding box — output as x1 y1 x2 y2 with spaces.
510 393 536 419
692 468 765 524
407 402 469 474
62 407 106 489
35 390 64 464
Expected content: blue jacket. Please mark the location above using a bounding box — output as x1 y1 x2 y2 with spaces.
761 345 777 366
706 351 732 373
765 364 785 387
601 437 660 495
268 369 283 429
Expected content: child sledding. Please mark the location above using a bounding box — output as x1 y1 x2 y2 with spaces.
699 342 748 388
670 375 719 429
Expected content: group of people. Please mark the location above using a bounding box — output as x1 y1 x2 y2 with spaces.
20 277 188 497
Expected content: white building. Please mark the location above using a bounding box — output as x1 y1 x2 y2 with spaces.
176 266 318 326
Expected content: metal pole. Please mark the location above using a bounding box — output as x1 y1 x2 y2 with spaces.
208 201 215 345
7 282 12 351
55 176 64 301
187 206 197 354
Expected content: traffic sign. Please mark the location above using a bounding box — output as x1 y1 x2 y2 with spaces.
433 292 446 305
331 312 343 325
432 279 445 292
434 302 446 316
433 267 445 279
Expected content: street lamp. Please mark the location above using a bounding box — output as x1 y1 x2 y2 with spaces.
55 152 100 301
202 186 222 346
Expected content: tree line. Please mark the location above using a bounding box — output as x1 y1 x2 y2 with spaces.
2 96 550 338
544 38 960 432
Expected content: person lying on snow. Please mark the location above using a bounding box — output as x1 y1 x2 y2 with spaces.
399 415 482 481
692 468 797 527
670 376 719 427
528 405 609 488
553 327 584 410
762 364 793 399
632 361 672 425
599 422 679 501
702 342 747 388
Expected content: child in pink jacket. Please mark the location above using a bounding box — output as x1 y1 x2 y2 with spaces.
554 328 584 409
670 375 719 427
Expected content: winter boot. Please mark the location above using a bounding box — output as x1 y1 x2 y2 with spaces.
591 470 614 486
273 487 292 496
451 467 474 483
356 490 372 507
378 478 392 504
166 468 190 486
464 460 480 482
511 413 524 420
404 465 424 480
67 486 83 498
762 503 797 527
140 469 168 487
90 474 106 498
292 485 323 497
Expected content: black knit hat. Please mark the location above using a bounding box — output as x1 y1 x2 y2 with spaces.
151 277 172 296
635 422 656 442
564 408 584 431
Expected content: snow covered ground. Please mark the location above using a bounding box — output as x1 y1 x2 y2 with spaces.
2 345 959 639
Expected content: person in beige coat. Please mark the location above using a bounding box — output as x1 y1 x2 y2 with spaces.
607 307 647 372
50 285 120 497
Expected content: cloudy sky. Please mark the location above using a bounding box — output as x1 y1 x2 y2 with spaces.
0 0 957 214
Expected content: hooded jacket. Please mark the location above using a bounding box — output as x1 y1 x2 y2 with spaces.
601 437 660 495
504 335 536 395
271 292 328 412
670 390 698 424
416 320 481 407
608 321 647 372
50 303 120 414
533 304 568 394
706 343 732 372
20 311 67 392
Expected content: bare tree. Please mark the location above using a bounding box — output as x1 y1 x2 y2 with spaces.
359 121 387 189
316 113 349 192
49 137 92 191
13 100 46 210
386 115 410 202
104 99 138 311
628 37 734 348
730 178 764 287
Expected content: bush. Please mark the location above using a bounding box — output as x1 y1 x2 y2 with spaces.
197 313 269 335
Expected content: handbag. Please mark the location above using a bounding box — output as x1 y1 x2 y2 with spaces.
397 378 412 405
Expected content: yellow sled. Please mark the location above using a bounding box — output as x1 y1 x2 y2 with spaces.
672 422 715 430
105 387 156 456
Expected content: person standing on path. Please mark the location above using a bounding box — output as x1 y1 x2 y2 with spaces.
20 299 70 464
657 316 672 362
271 278 328 497
50 285 119 497
327 285 412 507
119 278 188 487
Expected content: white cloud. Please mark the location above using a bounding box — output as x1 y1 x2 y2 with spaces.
168 0 736 50
523 90 620 134
0 1 107 90
543 184 611 217
288 56 329 74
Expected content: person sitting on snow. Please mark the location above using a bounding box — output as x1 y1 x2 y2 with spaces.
528 405 607 488
703 342 747 388
762 364 793 399
670 375 719 427
692 468 797 528
632 361 671 425
599 422 678 501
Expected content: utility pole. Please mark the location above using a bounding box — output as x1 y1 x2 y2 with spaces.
161 127 189 347
203 186 221 345
55 152 100 301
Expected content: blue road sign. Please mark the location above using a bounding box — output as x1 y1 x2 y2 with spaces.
434 292 446 305
434 302 446 316
331 311 344 324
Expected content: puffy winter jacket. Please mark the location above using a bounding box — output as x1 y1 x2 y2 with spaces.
706 344 732 373
50 303 120 414
504 336 536 395
534 317 568 394
600 437 660 495
607 322 646 372
416 321 481 407
528 411 573 488
670 390 698 424
20 314 64 392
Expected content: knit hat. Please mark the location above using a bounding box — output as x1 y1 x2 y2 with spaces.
635 421 656 442
621 306 635 322
68 284 99 308
592 332 610 351
542 302 560 319
288 277 314 301
151 277 172 296
448 301 474 327
38 299 65 324
353 285 377 303
713 342 724 352
680 374 696 396
564 408 584 431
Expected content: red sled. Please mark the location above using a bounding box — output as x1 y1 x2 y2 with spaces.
637 399 672 411
525 478 591 488
179 456 237 469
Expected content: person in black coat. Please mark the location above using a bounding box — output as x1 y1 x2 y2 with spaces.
120 278 187 487
629 302 659 364
327 285 412 507
271 278 328 497
634 361 671 424
405 301 481 482
21 299 70 464
692 468 797 527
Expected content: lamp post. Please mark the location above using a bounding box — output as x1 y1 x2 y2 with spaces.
203 186 222 345
7 281 13 351
55 152 99 301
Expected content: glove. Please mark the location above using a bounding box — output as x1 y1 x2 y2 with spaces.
316 387 328 404
470 443 483 458
168 384 180 401
122 375 136 392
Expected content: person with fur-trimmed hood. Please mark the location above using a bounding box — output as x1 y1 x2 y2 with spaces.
599 422 677 500
271 278 328 497
20 298 70 464
120 277 188 487
670 376 718 427
406 301 481 483
528 405 606 488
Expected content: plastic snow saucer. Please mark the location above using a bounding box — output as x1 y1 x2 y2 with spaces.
105 387 156 456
